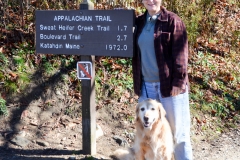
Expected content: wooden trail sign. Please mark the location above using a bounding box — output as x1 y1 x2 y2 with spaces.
35 10 134 57
35 0 135 156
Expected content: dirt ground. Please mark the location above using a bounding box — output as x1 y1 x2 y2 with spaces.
0 73 240 160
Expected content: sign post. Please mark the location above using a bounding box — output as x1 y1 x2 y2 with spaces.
80 55 96 155
80 0 96 155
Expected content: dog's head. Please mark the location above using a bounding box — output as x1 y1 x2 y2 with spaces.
136 98 166 130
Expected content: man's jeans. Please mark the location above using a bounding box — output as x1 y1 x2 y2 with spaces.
139 82 193 160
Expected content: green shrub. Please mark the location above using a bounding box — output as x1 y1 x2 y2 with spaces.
0 97 8 116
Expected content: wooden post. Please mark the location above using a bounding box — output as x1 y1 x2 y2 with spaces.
80 0 96 155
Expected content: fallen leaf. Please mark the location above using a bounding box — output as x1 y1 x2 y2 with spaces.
30 120 39 126
124 91 130 98
67 122 76 128
211 110 217 116
9 72 18 79
21 110 28 119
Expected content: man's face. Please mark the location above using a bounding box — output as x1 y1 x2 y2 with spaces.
142 0 162 15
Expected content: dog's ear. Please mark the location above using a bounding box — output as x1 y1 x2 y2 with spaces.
135 103 140 119
158 103 166 120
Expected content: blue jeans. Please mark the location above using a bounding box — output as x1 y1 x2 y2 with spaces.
138 82 193 160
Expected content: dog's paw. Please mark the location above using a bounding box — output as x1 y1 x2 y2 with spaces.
110 154 120 160
111 149 134 160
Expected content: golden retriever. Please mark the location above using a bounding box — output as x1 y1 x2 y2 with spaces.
113 98 174 160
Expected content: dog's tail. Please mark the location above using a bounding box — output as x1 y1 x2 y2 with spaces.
112 148 134 160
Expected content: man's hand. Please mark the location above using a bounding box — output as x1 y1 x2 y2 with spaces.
171 86 183 96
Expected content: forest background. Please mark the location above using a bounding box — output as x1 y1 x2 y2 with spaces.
0 0 239 159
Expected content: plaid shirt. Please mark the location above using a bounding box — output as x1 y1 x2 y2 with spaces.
132 7 189 97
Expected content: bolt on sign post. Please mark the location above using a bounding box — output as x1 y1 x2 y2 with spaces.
35 0 134 156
